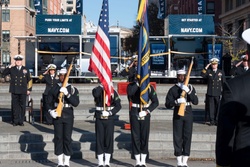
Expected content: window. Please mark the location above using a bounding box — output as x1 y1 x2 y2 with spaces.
225 0 233 12
66 7 73 12
227 23 233 35
238 19 246 39
2 30 10 42
206 2 215 14
2 9 10 22
236 0 245 7
67 0 73 5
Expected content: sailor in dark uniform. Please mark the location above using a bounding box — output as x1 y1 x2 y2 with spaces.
201 58 225 126
47 68 80 167
127 77 159 167
38 64 59 125
165 69 198 167
216 28 250 167
230 54 249 77
92 85 121 167
3 54 32 126
120 55 138 82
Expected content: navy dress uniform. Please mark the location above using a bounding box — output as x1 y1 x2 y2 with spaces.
3 55 32 126
127 81 159 167
216 27 250 167
201 58 225 125
165 69 198 167
120 55 138 82
230 55 249 77
47 68 80 167
92 85 121 167
38 64 59 124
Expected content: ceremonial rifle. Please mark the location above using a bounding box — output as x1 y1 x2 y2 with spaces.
178 57 194 116
56 58 75 117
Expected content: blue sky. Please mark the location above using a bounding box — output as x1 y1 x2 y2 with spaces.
82 0 138 28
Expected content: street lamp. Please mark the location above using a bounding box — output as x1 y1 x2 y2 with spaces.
0 0 9 65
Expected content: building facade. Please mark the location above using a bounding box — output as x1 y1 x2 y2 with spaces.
1 0 61 65
220 0 250 53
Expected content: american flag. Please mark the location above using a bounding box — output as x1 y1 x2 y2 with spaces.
88 0 113 106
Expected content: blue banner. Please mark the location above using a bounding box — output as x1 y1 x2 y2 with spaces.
207 44 222 64
157 0 166 19
36 15 82 35
34 0 43 15
150 43 166 70
76 0 83 15
197 0 206 14
168 14 215 35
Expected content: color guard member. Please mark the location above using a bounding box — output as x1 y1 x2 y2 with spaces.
47 68 80 167
165 69 198 167
92 84 121 167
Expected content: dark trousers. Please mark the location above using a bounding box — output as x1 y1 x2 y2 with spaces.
11 93 26 124
53 115 74 156
173 113 193 156
207 95 220 123
95 118 114 155
130 114 150 155
42 94 53 124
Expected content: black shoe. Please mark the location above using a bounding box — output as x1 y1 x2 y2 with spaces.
141 165 146 167
57 165 64 167
105 165 110 167
98 165 104 167
64 165 69 167
13 123 17 126
135 165 141 167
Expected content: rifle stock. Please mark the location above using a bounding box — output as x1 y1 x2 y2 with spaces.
178 57 194 116
56 58 75 117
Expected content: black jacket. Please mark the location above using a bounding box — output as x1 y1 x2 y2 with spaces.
38 74 59 95
3 66 32 94
230 65 249 77
165 84 198 117
127 82 159 114
201 68 225 96
216 71 250 167
92 85 121 119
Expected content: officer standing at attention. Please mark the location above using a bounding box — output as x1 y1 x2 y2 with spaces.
230 54 249 77
165 69 198 167
127 78 159 167
3 54 32 126
216 28 250 167
38 64 59 125
47 68 79 167
201 58 225 126
92 84 121 167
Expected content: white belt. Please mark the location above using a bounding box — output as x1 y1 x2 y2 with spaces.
54 103 71 108
96 106 114 111
131 103 149 108
177 102 191 106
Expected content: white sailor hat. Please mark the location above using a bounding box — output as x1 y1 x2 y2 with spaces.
132 55 138 61
47 64 57 70
242 28 250 45
210 58 219 64
14 55 24 60
241 55 248 60
177 69 186 75
59 68 67 74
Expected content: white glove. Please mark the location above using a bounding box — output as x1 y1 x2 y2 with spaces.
49 109 58 119
102 111 109 117
60 87 68 96
181 85 190 93
177 97 186 104
139 111 147 117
